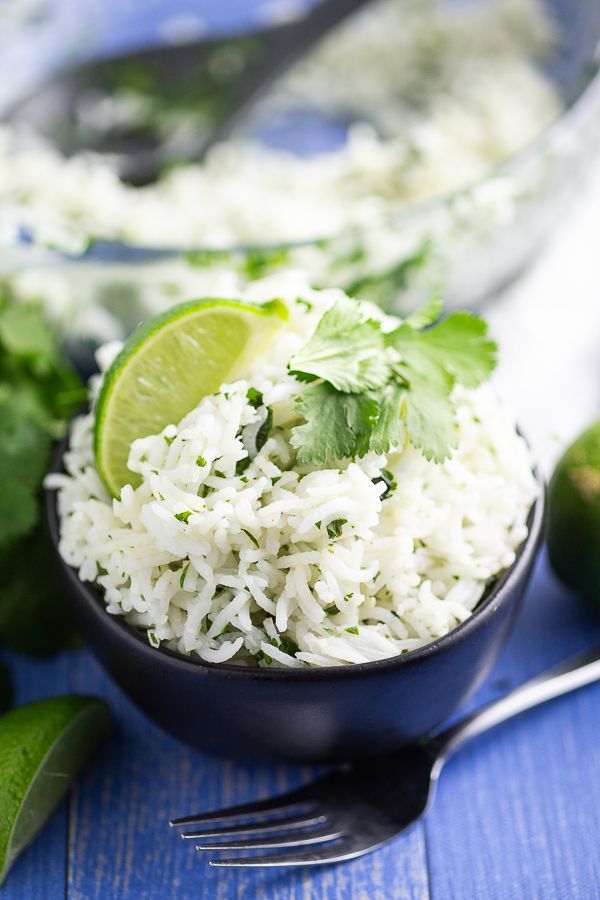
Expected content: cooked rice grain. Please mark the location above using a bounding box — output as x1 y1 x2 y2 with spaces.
47 274 537 667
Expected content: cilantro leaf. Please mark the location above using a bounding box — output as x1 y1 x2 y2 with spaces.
369 382 407 454
290 297 496 466
0 479 38 545
387 313 496 391
386 323 454 394
344 391 380 457
291 383 379 465
403 383 458 463
0 302 60 375
288 299 388 392
291 383 356 465
326 518 347 539
384 312 496 461
0 525 80 657
404 294 443 330
0 401 51 489
414 312 497 389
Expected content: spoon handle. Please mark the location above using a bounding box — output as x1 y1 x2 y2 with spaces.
435 643 600 760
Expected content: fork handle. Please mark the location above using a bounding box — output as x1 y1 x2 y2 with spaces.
433 644 600 762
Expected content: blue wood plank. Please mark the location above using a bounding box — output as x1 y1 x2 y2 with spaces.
426 550 600 900
0 651 74 900
65 653 429 900
6 547 597 899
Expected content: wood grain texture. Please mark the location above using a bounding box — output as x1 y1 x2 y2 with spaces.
2 550 600 899
65 651 429 900
426 551 600 900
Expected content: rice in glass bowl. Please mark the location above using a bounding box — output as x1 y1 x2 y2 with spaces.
6 0 600 368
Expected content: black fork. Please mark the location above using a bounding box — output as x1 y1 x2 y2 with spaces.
171 644 600 867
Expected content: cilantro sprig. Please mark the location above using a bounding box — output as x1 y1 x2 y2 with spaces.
0 282 85 657
289 297 496 465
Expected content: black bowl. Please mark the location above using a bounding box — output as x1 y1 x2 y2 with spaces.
47 447 546 763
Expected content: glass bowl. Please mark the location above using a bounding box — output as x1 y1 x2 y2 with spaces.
2 0 600 369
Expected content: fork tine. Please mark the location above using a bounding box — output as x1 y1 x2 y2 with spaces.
181 811 327 840
209 838 369 867
196 825 344 852
170 792 317 828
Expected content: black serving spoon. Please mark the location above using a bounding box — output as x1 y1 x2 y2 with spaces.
6 0 374 185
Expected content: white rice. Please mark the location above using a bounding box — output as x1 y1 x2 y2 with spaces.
0 0 559 255
47 271 537 667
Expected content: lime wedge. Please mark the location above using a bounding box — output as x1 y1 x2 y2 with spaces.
94 297 287 497
0 695 111 884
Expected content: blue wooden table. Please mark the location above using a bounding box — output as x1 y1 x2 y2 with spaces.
3 547 600 900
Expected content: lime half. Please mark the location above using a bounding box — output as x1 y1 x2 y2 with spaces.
94 297 287 497
0 695 111 884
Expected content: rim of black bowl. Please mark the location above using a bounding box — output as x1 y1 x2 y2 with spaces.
47 434 546 682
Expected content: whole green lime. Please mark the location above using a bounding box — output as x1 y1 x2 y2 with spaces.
548 418 600 607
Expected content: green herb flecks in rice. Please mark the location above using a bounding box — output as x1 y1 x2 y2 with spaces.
48 277 537 668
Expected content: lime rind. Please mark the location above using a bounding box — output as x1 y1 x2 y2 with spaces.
0 695 111 884
94 297 287 498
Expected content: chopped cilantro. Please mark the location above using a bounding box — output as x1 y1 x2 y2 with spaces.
255 407 273 453
164 435 175 446
240 476 249 483
96 562 108 577
196 455 206 467
180 562 190 588
327 518 347 540
148 631 159 647
158 493 165 501
325 605 340 616
214 471 226 478
235 456 251 476
323 628 334 635
246 387 264 408
175 511 192 523
279 637 299 656
242 529 259 548
372 469 397 500
271 476 282 485
315 521 321 529
345 626 359 635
